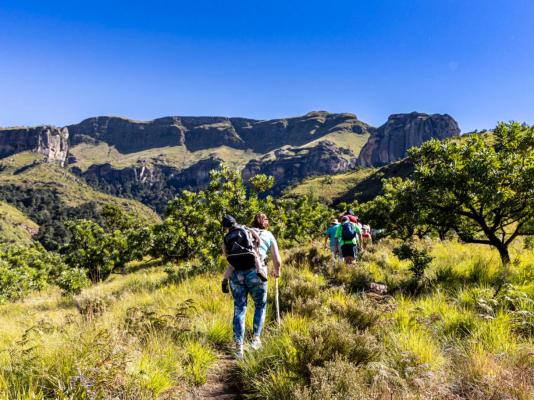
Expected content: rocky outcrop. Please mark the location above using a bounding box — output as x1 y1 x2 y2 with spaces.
80 157 222 199
243 141 357 193
0 126 69 166
67 111 370 154
357 113 460 167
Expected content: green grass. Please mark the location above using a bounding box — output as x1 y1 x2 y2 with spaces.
0 201 38 246
285 167 375 203
0 239 532 399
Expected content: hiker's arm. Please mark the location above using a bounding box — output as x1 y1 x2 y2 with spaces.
223 265 234 280
270 240 282 277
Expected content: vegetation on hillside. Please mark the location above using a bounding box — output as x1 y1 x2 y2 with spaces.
0 122 531 399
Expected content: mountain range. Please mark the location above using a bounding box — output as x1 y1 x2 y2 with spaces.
0 110 460 243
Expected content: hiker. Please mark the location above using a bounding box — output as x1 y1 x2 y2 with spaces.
334 215 362 264
361 224 373 250
340 208 358 224
221 213 281 359
324 217 341 261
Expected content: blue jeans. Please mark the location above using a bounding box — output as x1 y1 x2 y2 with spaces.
230 269 268 345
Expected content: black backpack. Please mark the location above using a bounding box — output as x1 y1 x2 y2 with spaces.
224 225 258 270
341 222 357 241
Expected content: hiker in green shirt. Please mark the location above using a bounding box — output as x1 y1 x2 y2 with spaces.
334 216 362 264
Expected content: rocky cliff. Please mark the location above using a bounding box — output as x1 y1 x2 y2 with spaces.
242 141 358 193
357 112 460 167
0 126 69 166
67 111 370 154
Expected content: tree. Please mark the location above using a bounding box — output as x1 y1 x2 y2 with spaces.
385 122 534 266
63 220 117 282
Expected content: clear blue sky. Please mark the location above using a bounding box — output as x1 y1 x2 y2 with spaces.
1 0 533 132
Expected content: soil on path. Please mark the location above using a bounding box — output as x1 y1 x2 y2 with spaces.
188 354 242 400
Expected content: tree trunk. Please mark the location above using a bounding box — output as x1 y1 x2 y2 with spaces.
493 241 510 298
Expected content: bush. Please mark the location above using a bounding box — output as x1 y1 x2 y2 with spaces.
291 320 379 380
0 243 67 302
55 268 91 295
292 358 367 400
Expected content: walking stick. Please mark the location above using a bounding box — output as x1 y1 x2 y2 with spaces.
274 277 281 327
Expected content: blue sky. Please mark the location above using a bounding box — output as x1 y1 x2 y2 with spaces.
0 0 533 132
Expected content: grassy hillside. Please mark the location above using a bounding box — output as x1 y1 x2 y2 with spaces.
0 201 38 245
285 167 375 203
0 239 532 399
69 142 261 172
0 152 160 224
303 129 370 155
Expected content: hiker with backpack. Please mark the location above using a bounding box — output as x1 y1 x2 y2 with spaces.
335 215 362 264
324 217 341 262
221 213 281 359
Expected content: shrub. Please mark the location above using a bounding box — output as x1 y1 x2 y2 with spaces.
292 358 368 400
393 242 433 280
55 268 91 295
0 243 66 302
291 320 379 380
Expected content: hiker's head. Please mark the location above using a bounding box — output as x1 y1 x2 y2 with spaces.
252 212 269 229
222 215 237 231
347 208 355 216
330 218 339 226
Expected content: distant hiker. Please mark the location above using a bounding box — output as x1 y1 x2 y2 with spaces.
221 213 281 359
324 218 341 261
335 216 362 264
361 224 373 250
340 208 359 224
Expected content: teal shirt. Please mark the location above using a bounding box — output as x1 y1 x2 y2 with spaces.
254 229 277 261
324 224 339 247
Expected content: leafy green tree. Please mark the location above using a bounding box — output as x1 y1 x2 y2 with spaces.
63 220 117 282
382 122 534 266
0 243 67 302
151 191 210 261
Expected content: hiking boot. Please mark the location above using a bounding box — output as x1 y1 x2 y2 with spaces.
234 343 244 360
250 336 262 350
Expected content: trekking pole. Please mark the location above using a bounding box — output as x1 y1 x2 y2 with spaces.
274 277 281 327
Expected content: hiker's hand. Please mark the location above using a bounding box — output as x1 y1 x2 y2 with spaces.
271 269 280 278
222 278 229 293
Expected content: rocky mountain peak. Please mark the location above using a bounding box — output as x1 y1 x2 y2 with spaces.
357 112 460 166
0 126 69 166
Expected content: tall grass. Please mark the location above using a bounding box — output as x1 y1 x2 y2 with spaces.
0 239 532 399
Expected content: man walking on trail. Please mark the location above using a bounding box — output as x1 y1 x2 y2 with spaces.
324 218 340 261
335 216 361 264
221 213 281 359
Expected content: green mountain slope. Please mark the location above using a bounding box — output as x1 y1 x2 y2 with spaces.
0 152 160 224
0 200 38 245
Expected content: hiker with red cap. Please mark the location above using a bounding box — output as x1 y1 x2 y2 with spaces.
334 215 362 264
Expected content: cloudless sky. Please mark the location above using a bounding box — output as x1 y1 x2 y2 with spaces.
0 0 533 132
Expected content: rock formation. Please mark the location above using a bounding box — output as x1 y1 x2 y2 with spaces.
243 141 357 193
81 157 222 194
0 126 69 166
67 111 370 154
357 112 460 167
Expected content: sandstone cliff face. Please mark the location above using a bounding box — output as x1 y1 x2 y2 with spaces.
67 111 369 154
243 141 357 193
0 126 69 166
81 157 222 193
357 113 460 167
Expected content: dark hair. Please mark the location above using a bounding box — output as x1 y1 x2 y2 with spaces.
222 214 237 228
252 212 268 229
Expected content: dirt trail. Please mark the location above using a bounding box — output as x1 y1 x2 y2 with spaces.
189 354 242 400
